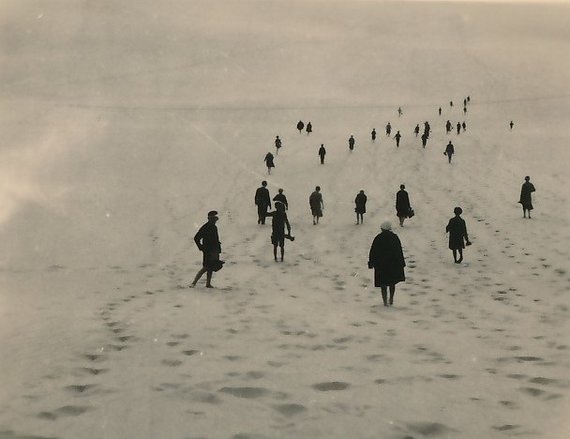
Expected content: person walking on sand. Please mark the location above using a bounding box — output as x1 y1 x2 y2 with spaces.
414 124 420 137
394 131 402 147
396 184 412 227
519 176 536 218
309 186 324 225
273 188 289 210
424 121 431 137
190 211 222 288
456 122 461 135
275 135 282 155
264 152 275 174
386 122 392 137
348 134 355 152
438 107 442 116
462 121 466 132
355 190 367 225
368 221 406 307
371 128 377 143
446 207 471 264
421 132 428 148
306 121 312 135
398 107 403 117
444 140 455 163
446 120 452 134
265 201 292 262
318 144 326 164
255 181 271 225
510 120 514 130
296 120 304 134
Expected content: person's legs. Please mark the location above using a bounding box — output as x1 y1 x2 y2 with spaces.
389 285 396 305
457 249 463 263
399 216 404 227
205 270 214 287
356 213 360 224
360 213 364 224
381 287 388 306
452 249 458 263
280 244 284 262
273 244 278 261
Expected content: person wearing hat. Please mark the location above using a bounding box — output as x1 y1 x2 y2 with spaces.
446 207 471 264
190 211 222 288
368 221 406 307
265 201 292 262
519 176 536 218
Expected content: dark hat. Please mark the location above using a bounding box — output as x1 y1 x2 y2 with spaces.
454 207 463 215
207 210 218 218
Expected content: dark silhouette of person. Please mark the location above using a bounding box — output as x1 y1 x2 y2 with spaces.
386 122 392 137
265 201 292 262
306 122 312 135
424 121 431 137
519 176 536 218
446 207 471 263
462 121 466 132
456 122 461 135
275 135 282 154
368 221 406 306
398 107 403 117
394 131 402 147
444 141 455 163
463 106 467 115
450 100 454 107
510 121 514 130
467 96 470 103
396 184 411 227
318 144 326 164
273 188 288 210
264 152 275 174
309 186 324 225
348 134 355 151
371 128 377 142
190 211 222 288
255 181 271 224
355 190 367 225
296 120 304 134
446 120 452 134
463 98 467 107
421 132 428 148
438 107 442 116
414 124 420 137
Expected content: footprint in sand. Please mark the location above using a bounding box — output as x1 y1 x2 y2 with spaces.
272 403 307 417
403 421 458 436
312 382 350 391
38 405 91 420
218 387 273 399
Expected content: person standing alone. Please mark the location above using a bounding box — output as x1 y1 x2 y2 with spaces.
519 176 536 218
318 144 326 164
255 181 271 224
355 190 367 225
190 211 222 288
309 186 324 225
396 184 412 227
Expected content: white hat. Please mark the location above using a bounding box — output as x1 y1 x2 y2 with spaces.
380 221 392 231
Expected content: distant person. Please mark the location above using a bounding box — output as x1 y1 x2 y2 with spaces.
275 135 282 154
318 144 326 164
306 121 312 135
296 120 304 134
462 121 466 132
463 98 467 107
456 122 461 135
396 184 411 227
265 201 292 262
264 152 275 174
421 132 428 148
355 190 367 225
444 140 454 163
463 106 467 115
446 207 471 264
273 188 289 210
386 122 392 137
368 221 406 307
255 181 271 224
438 107 442 116
450 100 453 107
424 121 431 137
398 107 403 117
510 121 514 130
394 131 402 147
348 134 355 151
371 128 377 143
190 211 222 288
446 120 452 134
309 186 324 225
519 176 536 218
467 96 470 103
414 124 420 137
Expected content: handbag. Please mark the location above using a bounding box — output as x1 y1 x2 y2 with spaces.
211 260 225 272
408 208 415 218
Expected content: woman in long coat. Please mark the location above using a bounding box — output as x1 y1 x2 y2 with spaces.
264 152 275 174
368 221 405 306
519 176 536 218
395 184 411 227
446 207 471 263
354 190 367 225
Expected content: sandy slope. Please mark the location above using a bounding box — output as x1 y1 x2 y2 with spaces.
1 1 569 438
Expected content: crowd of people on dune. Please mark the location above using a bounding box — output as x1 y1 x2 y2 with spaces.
190 97 536 307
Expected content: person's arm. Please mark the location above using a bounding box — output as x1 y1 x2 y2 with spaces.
463 220 470 243
530 184 536 192
285 216 291 235
194 227 204 251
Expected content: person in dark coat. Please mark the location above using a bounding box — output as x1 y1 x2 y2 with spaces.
446 207 471 263
368 221 405 306
190 211 222 288
519 176 536 218
296 120 304 134
273 188 289 210
275 136 282 154
394 131 402 147
456 122 461 135
255 181 271 224
386 122 392 137
424 121 431 137
265 201 292 262
414 124 420 137
421 132 428 149
309 186 324 225
510 121 514 130
371 128 377 143
355 190 367 225
348 134 355 151
462 121 466 132
264 152 275 174
438 107 442 116
446 120 452 134
398 107 403 117
318 144 326 164
306 122 312 135
396 184 411 227
444 141 454 163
